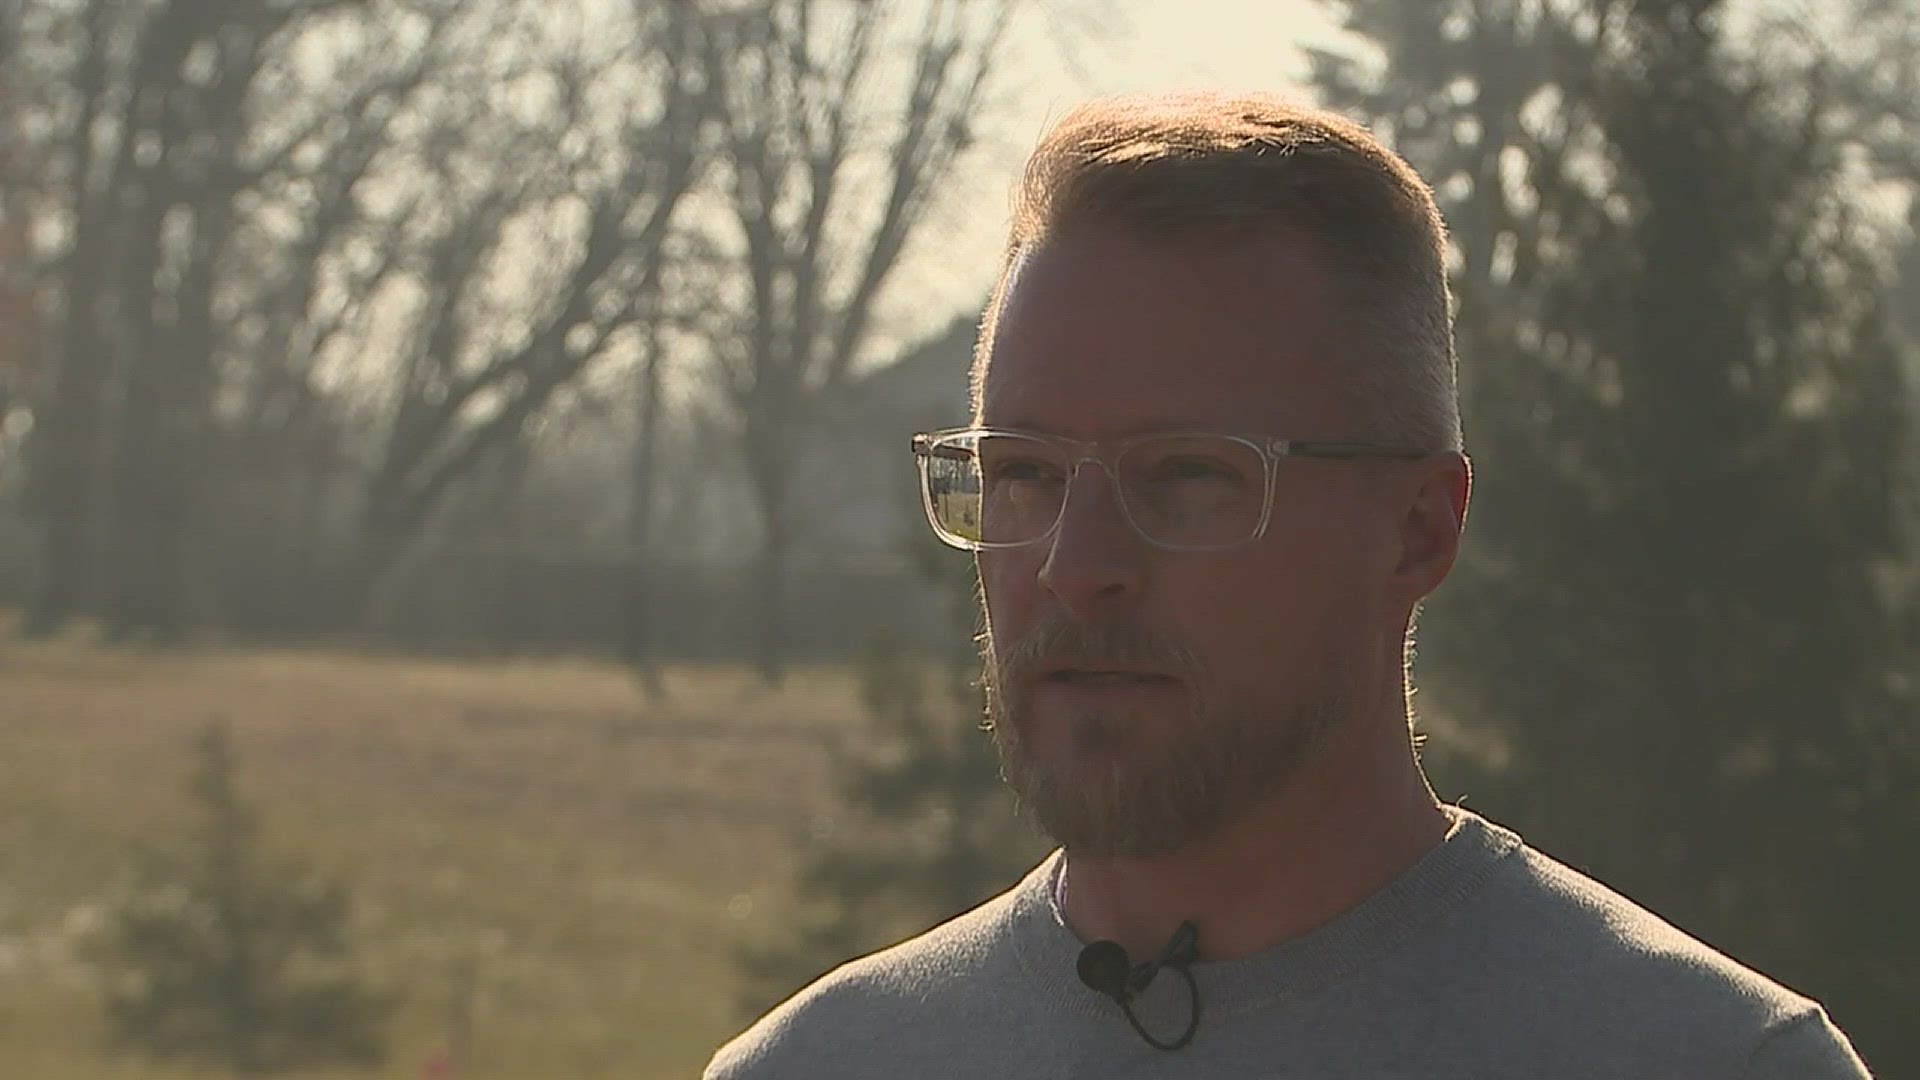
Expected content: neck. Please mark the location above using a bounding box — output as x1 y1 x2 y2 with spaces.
1058 707 1449 963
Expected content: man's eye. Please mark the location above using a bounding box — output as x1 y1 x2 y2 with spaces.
989 459 1059 482
1151 457 1239 481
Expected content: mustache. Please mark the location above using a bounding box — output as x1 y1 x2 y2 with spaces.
992 615 1199 681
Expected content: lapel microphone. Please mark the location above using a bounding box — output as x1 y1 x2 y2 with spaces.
1075 920 1202 1051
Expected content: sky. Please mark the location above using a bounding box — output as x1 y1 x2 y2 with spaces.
856 0 1868 369
876 0 1350 362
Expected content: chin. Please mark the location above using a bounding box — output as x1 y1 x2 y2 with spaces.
994 680 1352 859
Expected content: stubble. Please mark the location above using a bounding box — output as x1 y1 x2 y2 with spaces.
982 615 1348 858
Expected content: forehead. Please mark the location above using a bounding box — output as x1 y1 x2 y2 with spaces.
978 230 1358 438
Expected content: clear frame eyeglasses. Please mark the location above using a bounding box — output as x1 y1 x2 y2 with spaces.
909 427 1431 552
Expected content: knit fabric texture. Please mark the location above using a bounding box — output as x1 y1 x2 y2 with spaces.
706 807 1871 1079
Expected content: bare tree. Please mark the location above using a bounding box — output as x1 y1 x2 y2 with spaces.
333 0 712 622
624 316 672 695
13 0 406 635
0 0 33 441
21 0 141 632
8 0 717 633
702 0 1015 681
192 2 459 623
11 0 1025 648
12 0 455 633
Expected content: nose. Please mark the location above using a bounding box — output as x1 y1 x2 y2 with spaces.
1037 461 1146 620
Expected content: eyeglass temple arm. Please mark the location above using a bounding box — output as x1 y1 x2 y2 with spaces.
1284 441 1430 460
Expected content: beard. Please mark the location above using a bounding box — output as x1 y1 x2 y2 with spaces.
983 613 1351 859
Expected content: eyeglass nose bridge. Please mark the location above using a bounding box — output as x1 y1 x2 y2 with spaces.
1042 452 1146 544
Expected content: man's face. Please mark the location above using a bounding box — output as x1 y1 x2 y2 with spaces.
976 229 1405 858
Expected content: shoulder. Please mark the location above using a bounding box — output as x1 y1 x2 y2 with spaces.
1454 821 1868 1076
1498 840 1808 1010
1738 1005 1873 1079
703 871 1043 1080
698 953 887 1080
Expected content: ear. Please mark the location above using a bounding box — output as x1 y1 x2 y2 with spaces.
1390 453 1471 601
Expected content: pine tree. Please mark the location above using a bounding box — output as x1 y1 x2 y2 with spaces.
1314 0 1920 1071
95 722 390 1075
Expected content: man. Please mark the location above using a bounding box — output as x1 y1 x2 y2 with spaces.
705 92 1871 1079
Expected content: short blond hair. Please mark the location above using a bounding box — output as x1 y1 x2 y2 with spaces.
975 91 1461 451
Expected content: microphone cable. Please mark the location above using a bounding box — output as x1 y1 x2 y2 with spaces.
1075 920 1202 1051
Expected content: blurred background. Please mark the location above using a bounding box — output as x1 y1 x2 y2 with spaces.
1 0 1916 1077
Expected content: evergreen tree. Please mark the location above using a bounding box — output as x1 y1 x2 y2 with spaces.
95 722 390 1075
1314 0 1920 1071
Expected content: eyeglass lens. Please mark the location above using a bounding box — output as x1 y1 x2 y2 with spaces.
919 433 1267 548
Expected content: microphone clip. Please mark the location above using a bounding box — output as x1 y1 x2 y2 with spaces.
1075 920 1202 1051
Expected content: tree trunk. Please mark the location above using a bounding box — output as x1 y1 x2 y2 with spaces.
22 2 115 635
749 446 789 686
622 330 668 697
752 510 788 686
22 257 110 635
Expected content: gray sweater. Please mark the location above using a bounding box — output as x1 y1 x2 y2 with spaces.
706 808 1871 1078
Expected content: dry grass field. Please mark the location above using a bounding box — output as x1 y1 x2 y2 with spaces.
0 626 880 1079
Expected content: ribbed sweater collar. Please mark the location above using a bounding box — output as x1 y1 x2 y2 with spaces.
998 806 1523 1014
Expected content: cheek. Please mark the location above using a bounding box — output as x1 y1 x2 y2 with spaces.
1170 549 1367 663
1173 564 1306 652
977 552 1040 636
